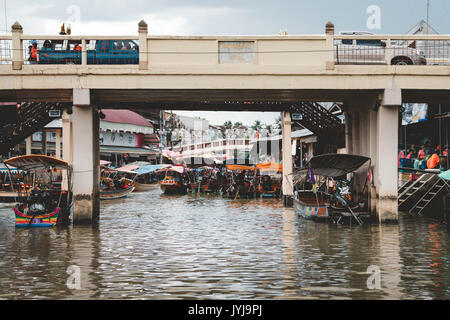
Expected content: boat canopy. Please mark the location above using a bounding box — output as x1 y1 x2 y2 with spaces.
226 164 255 171
116 164 140 172
296 154 370 178
156 165 186 174
256 162 282 172
134 164 170 175
4 155 69 171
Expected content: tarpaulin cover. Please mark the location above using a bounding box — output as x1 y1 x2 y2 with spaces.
296 154 370 178
4 155 69 171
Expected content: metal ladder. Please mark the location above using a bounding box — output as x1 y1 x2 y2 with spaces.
398 173 437 210
398 179 414 195
409 178 447 216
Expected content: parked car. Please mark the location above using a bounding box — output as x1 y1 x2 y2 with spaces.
336 31 427 65
37 39 139 65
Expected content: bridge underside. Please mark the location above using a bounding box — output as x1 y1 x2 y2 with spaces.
2 89 450 110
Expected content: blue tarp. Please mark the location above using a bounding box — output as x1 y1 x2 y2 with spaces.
134 164 170 175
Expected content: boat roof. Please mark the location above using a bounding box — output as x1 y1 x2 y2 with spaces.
156 165 186 174
134 164 170 175
226 164 255 171
4 155 69 171
296 154 370 178
256 162 282 172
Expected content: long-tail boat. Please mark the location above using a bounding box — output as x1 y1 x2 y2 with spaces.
293 154 372 225
4 155 73 227
223 164 258 199
157 166 189 195
133 164 171 191
100 167 136 200
256 162 282 198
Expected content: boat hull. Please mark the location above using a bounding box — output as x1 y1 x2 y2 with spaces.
294 195 330 221
160 180 187 195
100 186 135 200
134 182 157 192
14 207 61 227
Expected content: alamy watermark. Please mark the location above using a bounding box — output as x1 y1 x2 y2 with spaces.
366 5 381 30
66 265 81 290
366 265 381 290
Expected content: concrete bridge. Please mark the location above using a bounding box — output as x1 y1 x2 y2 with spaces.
1 21 450 224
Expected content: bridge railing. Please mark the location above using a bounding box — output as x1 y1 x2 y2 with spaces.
0 36 12 65
4 21 450 70
334 34 450 66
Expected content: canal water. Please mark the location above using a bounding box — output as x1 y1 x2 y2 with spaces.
0 187 449 300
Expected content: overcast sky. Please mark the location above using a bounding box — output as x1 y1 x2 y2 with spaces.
3 0 448 125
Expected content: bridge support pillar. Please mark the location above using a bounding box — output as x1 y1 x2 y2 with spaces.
25 136 32 155
282 111 293 206
71 89 100 225
375 103 400 223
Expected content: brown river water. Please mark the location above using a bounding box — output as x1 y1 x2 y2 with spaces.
0 187 449 300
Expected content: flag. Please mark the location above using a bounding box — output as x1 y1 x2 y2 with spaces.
308 165 315 184
367 168 374 186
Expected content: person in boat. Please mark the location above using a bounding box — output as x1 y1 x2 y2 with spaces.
261 174 274 191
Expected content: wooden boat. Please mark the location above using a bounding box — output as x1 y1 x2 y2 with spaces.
293 154 372 225
256 162 282 198
4 155 73 228
100 167 137 200
188 166 222 194
157 166 189 195
133 164 170 192
223 164 258 199
100 184 135 199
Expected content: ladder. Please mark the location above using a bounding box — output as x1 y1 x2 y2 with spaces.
398 179 414 195
409 178 448 216
398 173 438 211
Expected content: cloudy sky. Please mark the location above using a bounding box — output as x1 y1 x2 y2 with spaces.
3 0 449 125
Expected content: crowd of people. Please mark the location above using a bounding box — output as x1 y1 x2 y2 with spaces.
399 143 449 171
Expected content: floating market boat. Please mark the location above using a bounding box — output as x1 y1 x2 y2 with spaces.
100 167 136 200
133 164 171 191
293 154 372 225
4 155 73 227
256 162 282 198
157 166 189 195
223 164 258 199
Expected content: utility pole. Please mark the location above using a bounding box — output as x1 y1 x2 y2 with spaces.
426 0 430 34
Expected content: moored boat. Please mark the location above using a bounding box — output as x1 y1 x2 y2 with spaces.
100 167 137 200
157 166 189 195
293 154 372 225
256 162 282 198
4 155 73 228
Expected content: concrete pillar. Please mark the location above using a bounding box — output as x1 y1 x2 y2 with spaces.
351 111 360 156
55 129 61 159
11 21 23 70
325 21 335 70
368 109 378 215
42 130 47 156
345 112 353 154
281 111 293 206
62 109 73 163
376 88 401 223
25 136 32 155
72 89 100 225
138 20 148 70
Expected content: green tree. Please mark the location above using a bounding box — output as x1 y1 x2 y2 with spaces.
233 121 243 128
251 120 262 131
223 120 233 129
274 116 281 129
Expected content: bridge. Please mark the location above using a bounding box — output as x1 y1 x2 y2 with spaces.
1 20 449 224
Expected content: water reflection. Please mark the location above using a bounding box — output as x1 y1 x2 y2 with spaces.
0 192 450 299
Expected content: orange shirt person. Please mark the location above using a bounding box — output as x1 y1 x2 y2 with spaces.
427 151 440 169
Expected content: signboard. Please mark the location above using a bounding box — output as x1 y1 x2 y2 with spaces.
292 113 303 121
402 103 428 125
100 130 139 147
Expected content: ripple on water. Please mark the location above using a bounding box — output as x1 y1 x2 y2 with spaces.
0 189 450 299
